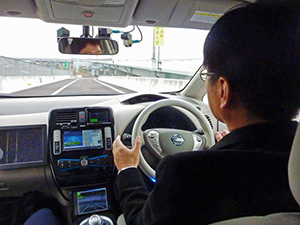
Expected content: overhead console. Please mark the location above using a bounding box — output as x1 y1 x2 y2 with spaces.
49 107 115 188
35 0 139 27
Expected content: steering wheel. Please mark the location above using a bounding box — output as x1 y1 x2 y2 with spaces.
132 99 215 181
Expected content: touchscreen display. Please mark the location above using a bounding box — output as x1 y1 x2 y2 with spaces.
89 111 109 123
63 129 103 151
77 188 108 215
0 126 45 168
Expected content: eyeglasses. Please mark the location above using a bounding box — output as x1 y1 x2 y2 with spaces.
199 71 216 82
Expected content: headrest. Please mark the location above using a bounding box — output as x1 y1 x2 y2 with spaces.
288 122 300 205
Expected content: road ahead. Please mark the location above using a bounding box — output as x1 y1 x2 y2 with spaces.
12 78 135 96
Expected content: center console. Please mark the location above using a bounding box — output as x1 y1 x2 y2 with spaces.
74 187 114 225
49 107 115 188
49 107 118 224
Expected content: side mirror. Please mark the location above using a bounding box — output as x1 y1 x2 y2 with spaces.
58 37 119 55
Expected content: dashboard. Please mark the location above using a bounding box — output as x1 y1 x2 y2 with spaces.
49 107 114 188
0 93 218 225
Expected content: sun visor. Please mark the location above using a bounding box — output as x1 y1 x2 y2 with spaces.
132 0 242 30
0 0 37 18
133 0 179 26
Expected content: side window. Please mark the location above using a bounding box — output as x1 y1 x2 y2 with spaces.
203 93 208 105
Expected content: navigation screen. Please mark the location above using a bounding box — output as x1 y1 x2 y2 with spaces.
77 188 108 215
0 126 45 168
63 129 103 151
89 111 109 123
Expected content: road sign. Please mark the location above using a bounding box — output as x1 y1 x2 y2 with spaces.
64 62 69 69
154 27 164 47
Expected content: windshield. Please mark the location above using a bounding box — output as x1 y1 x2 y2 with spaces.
0 17 208 97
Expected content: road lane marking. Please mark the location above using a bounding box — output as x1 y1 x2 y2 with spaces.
93 79 125 94
51 79 79 95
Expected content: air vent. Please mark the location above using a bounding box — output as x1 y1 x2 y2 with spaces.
205 115 213 129
56 112 77 124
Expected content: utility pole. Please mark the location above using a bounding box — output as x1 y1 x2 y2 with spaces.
151 27 156 69
157 46 161 70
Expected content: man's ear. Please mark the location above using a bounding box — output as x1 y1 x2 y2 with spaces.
218 77 231 109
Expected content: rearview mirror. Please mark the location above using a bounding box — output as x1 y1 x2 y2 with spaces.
58 37 119 55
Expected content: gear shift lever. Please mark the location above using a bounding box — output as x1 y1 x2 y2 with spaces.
80 214 113 225
88 215 102 225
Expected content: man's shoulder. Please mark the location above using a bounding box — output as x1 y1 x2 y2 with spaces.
211 121 298 151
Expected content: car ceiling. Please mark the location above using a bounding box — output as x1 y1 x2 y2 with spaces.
0 0 253 30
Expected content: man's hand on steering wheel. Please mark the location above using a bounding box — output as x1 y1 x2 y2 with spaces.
113 135 141 171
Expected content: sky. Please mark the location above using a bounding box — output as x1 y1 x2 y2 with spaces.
0 17 209 72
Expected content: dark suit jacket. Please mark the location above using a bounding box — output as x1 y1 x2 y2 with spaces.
117 121 300 225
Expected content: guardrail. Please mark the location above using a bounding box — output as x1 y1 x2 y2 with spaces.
100 62 193 80
0 56 72 77
0 56 73 93
98 76 189 93
0 75 74 93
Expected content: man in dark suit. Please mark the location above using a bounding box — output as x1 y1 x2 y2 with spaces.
113 1 300 225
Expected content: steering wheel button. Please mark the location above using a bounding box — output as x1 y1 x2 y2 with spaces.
149 133 154 137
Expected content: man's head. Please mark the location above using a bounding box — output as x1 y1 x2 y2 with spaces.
71 39 102 55
79 42 102 55
203 1 300 125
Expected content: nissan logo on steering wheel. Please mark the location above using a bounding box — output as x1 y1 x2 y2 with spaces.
171 134 185 146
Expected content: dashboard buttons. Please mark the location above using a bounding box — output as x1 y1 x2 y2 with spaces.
58 159 80 171
53 130 61 155
89 155 109 169
79 111 86 123
106 138 112 149
104 127 112 150
80 156 89 167
58 161 66 169
54 142 60 154
58 155 109 172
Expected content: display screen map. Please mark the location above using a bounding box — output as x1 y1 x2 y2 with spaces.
0 126 45 167
63 129 103 150
77 188 108 215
